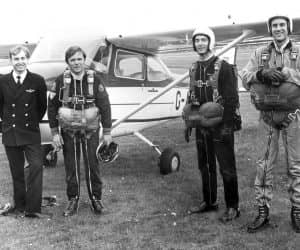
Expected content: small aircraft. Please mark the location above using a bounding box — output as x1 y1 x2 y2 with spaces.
1 18 300 173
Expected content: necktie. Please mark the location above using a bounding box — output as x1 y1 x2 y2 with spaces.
16 76 21 85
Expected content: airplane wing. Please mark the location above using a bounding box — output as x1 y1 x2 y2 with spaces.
108 18 300 53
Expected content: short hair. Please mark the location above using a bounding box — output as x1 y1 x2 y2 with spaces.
9 45 31 59
65 46 86 63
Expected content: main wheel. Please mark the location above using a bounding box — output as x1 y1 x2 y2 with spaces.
42 144 58 167
159 148 180 175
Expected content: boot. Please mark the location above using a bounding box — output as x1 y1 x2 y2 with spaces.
291 206 300 233
187 201 218 214
219 207 240 223
91 199 104 214
247 205 269 233
63 197 79 217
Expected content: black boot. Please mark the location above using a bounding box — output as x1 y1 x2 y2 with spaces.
63 197 79 217
291 206 300 233
91 199 104 214
247 205 269 233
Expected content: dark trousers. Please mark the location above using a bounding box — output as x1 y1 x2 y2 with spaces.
4 144 43 213
196 128 239 208
61 130 102 201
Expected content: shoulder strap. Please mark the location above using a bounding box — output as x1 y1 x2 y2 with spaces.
290 44 299 69
259 44 272 69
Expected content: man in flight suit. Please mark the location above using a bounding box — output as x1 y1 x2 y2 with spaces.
184 27 240 222
0 45 47 218
48 46 112 216
242 15 300 233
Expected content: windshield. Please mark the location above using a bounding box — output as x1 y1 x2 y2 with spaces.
30 34 107 65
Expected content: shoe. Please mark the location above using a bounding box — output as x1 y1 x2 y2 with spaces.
0 203 14 215
63 197 79 217
91 199 104 214
247 205 269 233
24 212 52 219
291 206 300 233
219 207 240 223
188 202 218 214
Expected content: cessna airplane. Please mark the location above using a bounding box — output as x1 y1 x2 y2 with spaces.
1 18 300 174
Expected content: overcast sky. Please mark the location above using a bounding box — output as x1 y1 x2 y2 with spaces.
1 0 300 44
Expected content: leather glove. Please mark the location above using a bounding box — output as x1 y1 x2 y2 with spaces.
184 127 192 143
52 134 64 151
257 68 285 83
103 134 112 146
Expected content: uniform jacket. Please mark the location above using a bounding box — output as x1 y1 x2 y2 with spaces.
242 40 300 89
48 72 112 135
189 55 239 127
0 71 47 146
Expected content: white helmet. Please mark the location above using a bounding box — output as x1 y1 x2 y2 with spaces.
192 26 215 51
96 141 119 163
267 15 293 35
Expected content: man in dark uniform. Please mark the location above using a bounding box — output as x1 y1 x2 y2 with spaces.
0 45 47 218
184 26 240 222
48 46 112 216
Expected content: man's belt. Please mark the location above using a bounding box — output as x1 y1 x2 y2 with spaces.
65 103 96 110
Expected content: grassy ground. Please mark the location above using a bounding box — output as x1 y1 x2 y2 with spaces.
0 93 299 250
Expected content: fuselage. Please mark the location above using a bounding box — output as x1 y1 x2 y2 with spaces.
0 36 189 143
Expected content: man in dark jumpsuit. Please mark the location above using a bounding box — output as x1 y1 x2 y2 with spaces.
185 26 240 222
48 46 112 216
0 45 47 218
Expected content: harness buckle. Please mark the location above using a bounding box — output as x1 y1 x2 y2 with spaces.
72 95 86 105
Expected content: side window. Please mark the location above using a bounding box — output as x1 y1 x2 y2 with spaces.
92 45 111 73
147 57 169 81
115 50 144 80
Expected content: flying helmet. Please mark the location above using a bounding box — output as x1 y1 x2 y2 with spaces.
192 26 215 51
96 141 119 163
267 14 293 35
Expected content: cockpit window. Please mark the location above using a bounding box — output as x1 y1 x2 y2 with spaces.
91 45 111 73
115 50 144 80
30 35 106 65
147 57 169 81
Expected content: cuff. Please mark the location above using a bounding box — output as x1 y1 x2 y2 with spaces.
103 128 111 135
51 127 59 136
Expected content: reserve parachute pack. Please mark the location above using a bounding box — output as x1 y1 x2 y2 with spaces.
57 69 100 133
183 58 241 130
250 44 300 113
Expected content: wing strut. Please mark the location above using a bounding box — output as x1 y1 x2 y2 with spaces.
112 29 254 130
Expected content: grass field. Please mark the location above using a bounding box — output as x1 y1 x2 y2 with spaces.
0 92 299 250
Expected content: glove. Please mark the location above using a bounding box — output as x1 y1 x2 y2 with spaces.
184 127 192 143
52 134 64 151
103 134 112 146
257 68 285 83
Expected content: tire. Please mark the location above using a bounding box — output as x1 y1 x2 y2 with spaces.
42 144 58 167
159 147 180 175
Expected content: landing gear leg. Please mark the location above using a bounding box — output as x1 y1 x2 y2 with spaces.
134 132 180 175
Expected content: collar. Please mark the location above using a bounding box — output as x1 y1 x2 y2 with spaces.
71 71 85 80
198 51 214 62
12 70 27 84
271 38 291 53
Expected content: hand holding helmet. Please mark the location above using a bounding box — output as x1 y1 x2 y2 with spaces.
52 134 64 151
103 134 112 146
